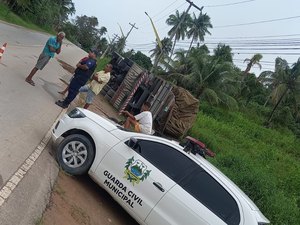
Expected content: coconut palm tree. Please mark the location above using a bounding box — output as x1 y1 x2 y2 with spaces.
213 44 233 63
172 49 190 74
166 10 191 58
243 53 262 75
149 37 173 72
259 57 300 124
169 48 238 109
186 12 212 52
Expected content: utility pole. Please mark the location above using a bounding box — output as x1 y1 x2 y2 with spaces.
100 34 119 59
125 23 138 41
151 0 203 73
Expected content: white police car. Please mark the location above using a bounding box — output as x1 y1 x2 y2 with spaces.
52 108 270 225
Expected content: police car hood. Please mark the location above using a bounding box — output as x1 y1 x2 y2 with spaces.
80 108 119 132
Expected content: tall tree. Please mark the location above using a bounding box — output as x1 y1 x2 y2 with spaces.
74 15 106 51
213 44 233 63
54 0 75 29
127 51 153 70
169 48 238 109
172 49 190 74
243 53 262 75
166 10 190 58
259 58 300 124
149 37 172 71
186 12 212 52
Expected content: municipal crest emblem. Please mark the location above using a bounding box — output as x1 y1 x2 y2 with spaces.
124 157 151 185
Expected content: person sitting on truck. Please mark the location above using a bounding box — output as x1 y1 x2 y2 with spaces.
122 102 153 134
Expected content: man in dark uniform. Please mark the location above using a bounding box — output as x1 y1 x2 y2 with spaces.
55 50 97 109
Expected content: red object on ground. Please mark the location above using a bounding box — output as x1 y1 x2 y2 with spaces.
0 43 7 60
185 136 216 157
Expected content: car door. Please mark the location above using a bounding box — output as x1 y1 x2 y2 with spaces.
146 166 241 225
94 136 198 223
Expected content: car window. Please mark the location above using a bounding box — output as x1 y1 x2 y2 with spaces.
180 168 240 225
130 140 197 183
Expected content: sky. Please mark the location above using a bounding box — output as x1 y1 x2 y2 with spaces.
71 0 300 75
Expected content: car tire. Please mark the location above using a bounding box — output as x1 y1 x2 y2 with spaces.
56 134 95 175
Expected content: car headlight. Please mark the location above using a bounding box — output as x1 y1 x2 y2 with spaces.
68 108 86 118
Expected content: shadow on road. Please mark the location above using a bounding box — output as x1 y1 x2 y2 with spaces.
39 77 63 100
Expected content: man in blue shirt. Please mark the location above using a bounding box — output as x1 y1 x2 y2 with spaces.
25 31 65 86
55 50 98 109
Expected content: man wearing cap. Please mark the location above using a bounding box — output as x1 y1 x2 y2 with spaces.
25 31 65 86
55 50 98 109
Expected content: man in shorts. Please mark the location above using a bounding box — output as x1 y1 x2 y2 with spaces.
78 64 113 109
122 102 153 134
25 31 65 86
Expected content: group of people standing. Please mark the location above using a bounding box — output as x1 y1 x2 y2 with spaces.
25 32 152 134
25 32 112 110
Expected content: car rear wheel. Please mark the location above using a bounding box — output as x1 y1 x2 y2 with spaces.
56 134 95 175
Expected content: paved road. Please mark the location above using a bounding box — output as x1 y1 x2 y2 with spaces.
0 21 87 224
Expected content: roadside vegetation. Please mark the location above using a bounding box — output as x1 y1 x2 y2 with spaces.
190 103 300 224
1 1 299 224
0 3 46 32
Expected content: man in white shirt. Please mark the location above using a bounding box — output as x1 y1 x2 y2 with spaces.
122 102 153 134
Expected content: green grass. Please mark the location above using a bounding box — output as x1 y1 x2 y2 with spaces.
190 109 300 224
0 3 52 33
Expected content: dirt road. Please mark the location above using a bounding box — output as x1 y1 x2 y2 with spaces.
42 172 138 225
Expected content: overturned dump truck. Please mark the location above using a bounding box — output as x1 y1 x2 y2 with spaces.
100 52 199 139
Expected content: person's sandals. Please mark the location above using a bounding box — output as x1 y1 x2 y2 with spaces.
25 79 35 86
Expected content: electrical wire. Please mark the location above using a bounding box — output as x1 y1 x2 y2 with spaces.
215 15 300 28
204 0 255 8
154 1 187 23
152 0 181 18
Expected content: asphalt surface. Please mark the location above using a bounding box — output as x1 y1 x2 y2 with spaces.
0 20 87 224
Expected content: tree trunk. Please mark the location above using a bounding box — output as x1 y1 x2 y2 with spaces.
244 62 252 75
264 95 271 107
169 38 176 59
187 37 194 57
168 39 177 63
267 88 289 124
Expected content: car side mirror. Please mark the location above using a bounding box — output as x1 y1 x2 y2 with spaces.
127 137 138 149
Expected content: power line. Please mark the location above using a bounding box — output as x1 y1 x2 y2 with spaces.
152 0 181 18
215 15 300 28
204 0 255 8
205 33 300 40
232 52 300 55
154 1 187 23
128 37 300 46
140 0 185 26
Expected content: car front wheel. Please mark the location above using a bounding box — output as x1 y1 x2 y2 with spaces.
56 134 95 175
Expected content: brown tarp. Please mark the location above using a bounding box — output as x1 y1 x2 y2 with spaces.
164 86 199 139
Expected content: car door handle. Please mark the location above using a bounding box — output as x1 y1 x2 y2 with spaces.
153 182 165 192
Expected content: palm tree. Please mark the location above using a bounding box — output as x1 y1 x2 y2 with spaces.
166 10 191 58
172 49 190 74
186 12 212 52
149 37 172 72
169 48 238 109
213 44 233 63
243 53 262 75
259 58 300 124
